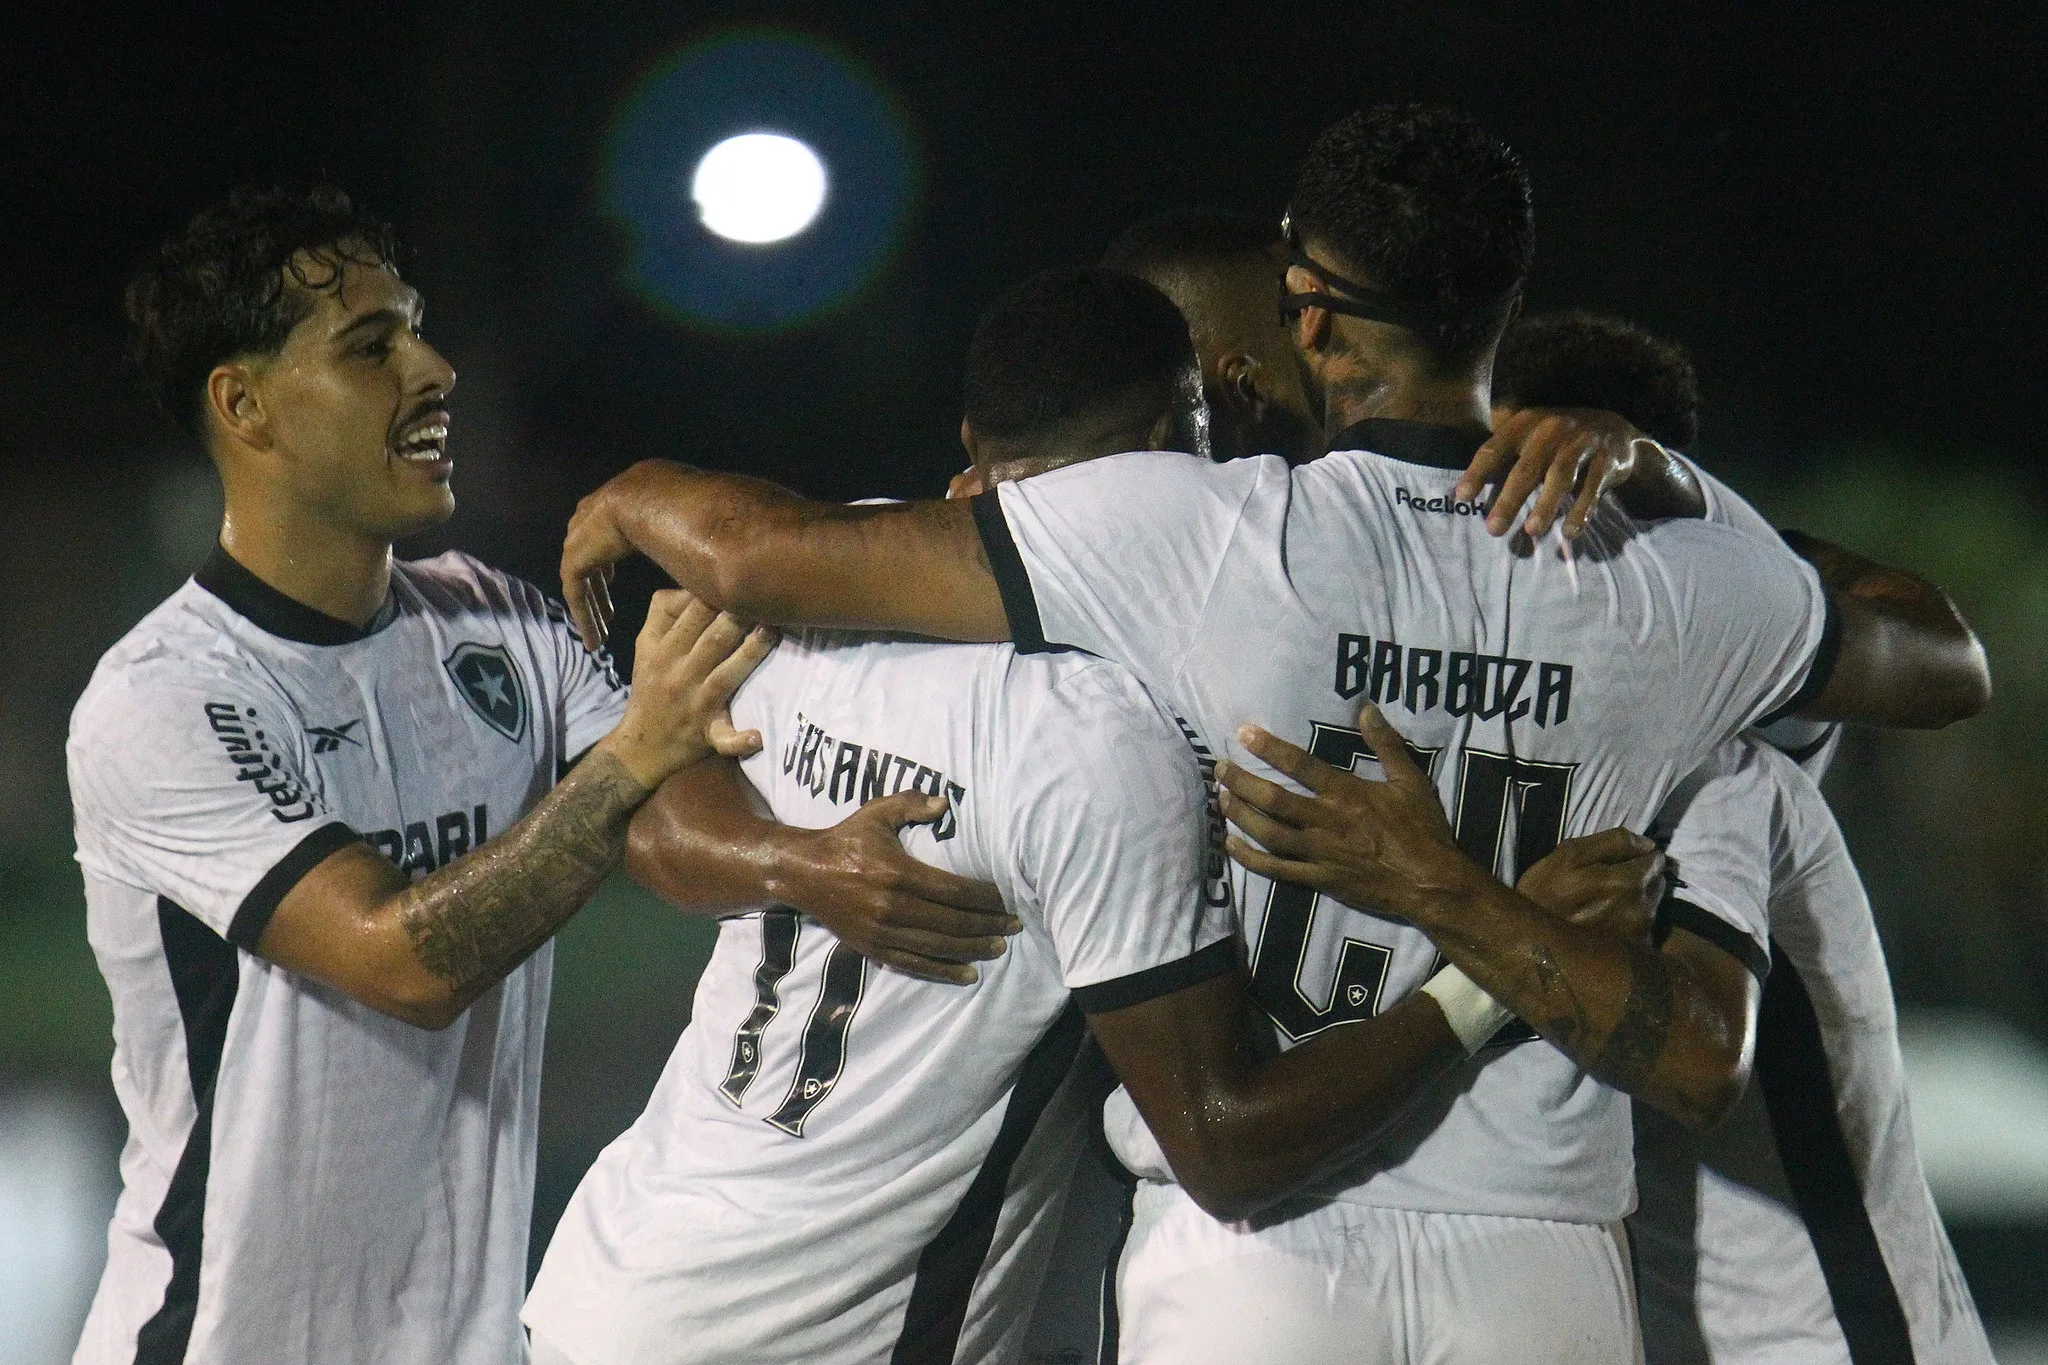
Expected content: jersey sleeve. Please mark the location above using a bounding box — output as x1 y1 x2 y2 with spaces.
68 672 357 950
1648 740 1778 981
542 595 629 767
1679 455 1783 544
1006 661 1237 1011
976 450 1266 682
1664 520 1840 743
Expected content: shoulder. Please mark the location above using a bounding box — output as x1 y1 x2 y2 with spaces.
72 586 279 742
1006 651 1192 769
393 550 555 624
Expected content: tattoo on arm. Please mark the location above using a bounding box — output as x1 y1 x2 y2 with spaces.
397 749 650 1001
1532 938 1676 1093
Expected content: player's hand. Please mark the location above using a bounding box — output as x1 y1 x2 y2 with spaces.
1216 703 1475 922
776 790 1018 985
563 463 690 652
1456 407 1651 542
599 590 776 790
1515 828 1665 942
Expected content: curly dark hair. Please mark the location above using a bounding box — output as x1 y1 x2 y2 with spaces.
125 184 398 435
1289 105 1533 366
963 267 1196 442
1494 311 1700 449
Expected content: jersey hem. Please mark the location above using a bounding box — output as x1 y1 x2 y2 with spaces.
1656 896 1772 983
1756 589 1843 727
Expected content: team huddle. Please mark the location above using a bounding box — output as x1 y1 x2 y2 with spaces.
69 105 1994 1364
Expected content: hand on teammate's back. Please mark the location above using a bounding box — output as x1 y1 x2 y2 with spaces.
1215 703 1473 921
1457 406 1648 541
775 790 1018 985
1513 828 1665 942
597 589 776 791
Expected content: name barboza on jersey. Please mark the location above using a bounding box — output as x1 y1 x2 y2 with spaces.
1333 633 1573 725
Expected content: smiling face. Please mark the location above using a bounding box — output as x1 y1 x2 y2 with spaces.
220 247 458 542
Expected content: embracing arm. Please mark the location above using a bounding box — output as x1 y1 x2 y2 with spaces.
1088 970 1466 1222
1220 705 1760 1130
561 460 1005 646
256 594 771 1029
1793 533 1990 728
625 758 1019 983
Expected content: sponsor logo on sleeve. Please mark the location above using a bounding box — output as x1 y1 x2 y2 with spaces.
445 642 529 742
204 701 317 822
306 719 364 754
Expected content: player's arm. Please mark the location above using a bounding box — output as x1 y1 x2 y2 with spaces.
560 459 1005 647
1786 532 1989 728
1086 825 1670 1220
1219 705 1760 1130
624 758 1020 984
256 594 774 1029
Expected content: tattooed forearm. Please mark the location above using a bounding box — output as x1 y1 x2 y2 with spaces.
398 748 651 1001
1589 939 1676 1092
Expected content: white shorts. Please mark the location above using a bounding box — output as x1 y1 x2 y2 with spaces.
1115 1183 1643 1365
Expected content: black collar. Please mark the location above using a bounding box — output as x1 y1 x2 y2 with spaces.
194 543 396 646
1328 418 1490 472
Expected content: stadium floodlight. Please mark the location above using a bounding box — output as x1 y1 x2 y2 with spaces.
691 133 828 244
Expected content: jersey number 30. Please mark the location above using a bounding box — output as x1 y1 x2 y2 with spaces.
1250 722 1575 1040
719 909 868 1136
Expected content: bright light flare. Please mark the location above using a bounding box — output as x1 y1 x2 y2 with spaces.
690 133 828 244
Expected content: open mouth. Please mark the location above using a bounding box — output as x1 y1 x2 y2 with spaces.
391 411 451 464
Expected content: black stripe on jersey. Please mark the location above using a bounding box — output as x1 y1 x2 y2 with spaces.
1757 592 1845 728
1655 896 1772 983
135 899 241 1365
228 820 360 949
969 491 1051 654
1071 938 1236 1015
892 1003 1087 1365
194 542 396 645
721 910 802 1106
1753 945 1914 1364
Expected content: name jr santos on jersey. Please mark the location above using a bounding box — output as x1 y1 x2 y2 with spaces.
524 627 1234 1365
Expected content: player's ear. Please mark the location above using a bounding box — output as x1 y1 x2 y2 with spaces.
207 363 271 453
1283 264 1332 354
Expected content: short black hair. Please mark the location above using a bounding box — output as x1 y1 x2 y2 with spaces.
1100 210 1278 278
125 184 398 435
962 267 1197 442
1494 311 1700 449
1289 104 1533 365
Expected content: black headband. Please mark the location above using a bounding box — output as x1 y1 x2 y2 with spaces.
1277 208 1516 335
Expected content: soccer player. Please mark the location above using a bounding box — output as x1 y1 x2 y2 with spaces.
68 186 771 1365
523 268 1670 1365
553 105 1987 1362
1494 311 1993 1362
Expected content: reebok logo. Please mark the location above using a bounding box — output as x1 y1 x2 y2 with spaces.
1393 487 1489 518
308 720 364 754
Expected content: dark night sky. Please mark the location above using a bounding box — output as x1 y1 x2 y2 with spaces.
2 2 2042 565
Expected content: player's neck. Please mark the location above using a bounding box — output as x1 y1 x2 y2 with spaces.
217 503 393 629
1320 376 1492 441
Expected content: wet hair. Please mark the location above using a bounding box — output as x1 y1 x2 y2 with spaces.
1288 104 1533 366
1494 310 1700 449
962 267 1198 442
125 184 398 434
1100 210 1279 279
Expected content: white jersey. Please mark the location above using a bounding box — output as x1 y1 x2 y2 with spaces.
523 629 1234 1365
67 546 626 1365
1631 739 1991 1363
980 419 1835 1223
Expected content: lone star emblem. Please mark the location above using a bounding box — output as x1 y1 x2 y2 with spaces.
445 642 528 743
